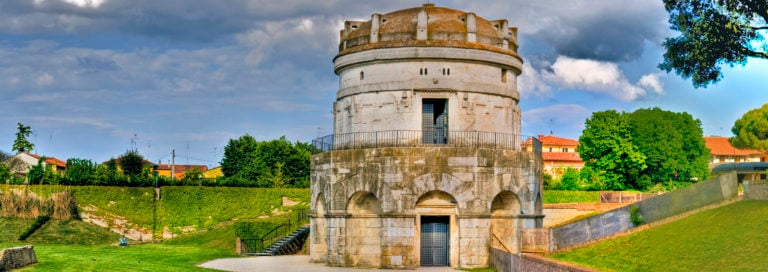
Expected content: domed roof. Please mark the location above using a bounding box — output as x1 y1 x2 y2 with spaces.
337 4 520 59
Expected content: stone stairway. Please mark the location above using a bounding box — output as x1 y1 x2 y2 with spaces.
251 225 310 256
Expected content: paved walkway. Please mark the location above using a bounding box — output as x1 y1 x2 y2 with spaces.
199 255 460 272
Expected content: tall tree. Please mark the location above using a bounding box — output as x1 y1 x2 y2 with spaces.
731 103 768 151
119 149 146 176
659 0 768 87
578 110 647 190
12 123 34 153
221 134 260 179
629 108 710 187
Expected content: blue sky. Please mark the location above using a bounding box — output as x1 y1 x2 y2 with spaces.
1 0 766 167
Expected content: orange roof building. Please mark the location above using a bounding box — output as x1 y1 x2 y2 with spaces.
704 136 766 166
536 134 584 178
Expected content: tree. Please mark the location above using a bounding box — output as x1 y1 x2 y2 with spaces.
64 158 97 185
221 134 260 179
578 110 647 190
119 150 145 177
731 103 768 151
12 123 34 153
659 0 768 87
629 108 710 187
220 135 311 188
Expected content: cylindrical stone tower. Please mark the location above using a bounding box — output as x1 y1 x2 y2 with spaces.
310 4 543 270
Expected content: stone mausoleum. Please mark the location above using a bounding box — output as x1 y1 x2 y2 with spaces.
310 4 543 269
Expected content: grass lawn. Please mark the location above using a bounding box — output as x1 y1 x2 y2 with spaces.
543 190 600 204
1 218 239 271
550 200 768 271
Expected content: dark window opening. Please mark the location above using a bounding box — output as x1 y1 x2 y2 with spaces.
501 68 508 83
360 71 364 80
422 99 448 144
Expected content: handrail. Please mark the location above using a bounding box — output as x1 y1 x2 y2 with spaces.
311 130 541 155
491 232 513 254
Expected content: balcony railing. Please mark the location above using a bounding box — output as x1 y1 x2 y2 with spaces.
311 130 541 155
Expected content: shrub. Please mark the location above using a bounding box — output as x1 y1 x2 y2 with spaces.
18 215 51 240
630 205 644 226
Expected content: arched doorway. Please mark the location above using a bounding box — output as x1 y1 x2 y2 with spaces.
490 191 521 253
415 190 457 267
310 193 327 262
346 191 382 267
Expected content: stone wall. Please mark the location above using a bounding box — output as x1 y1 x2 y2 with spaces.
634 172 737 223
744 180 768 200
533 172 739 252
310 146 542 269
490 248 596 272
0 245 37 271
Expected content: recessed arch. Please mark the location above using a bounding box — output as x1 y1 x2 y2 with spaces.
416 190 457 207
345 191 382 267
310 193 328 262
490 191 521 253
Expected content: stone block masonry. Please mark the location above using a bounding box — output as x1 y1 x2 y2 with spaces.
0 245 37 271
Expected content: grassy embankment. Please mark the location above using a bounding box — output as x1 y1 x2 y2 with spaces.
550 200 768 271
542 190 600 204
0 185 310 271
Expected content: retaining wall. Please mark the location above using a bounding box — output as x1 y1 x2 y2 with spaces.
535 172 738 252
744 180 768 200
490 248 596 272
0 245 37 271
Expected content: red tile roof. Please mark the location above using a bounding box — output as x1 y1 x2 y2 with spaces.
538 134 579 146
542 152 583 162
26 153 67 168
704 136 765 156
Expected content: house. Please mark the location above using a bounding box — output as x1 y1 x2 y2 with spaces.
155 164 208 180
524 134 584 178
704 136 766 167
2 152 67 178
203 166 222 179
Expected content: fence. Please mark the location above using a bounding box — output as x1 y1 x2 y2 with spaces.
311 130 541 154
599 191 659 204
238 209 309 254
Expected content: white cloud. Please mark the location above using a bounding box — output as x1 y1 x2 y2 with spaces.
533 56 663 101
62 0 107 8
518 62 552 98
36 73 54 87
638 73 664 95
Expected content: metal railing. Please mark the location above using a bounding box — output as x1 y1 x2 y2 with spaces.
311 130 541 155
239 209 309 254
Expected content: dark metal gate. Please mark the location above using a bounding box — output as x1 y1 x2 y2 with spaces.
420 216 449 266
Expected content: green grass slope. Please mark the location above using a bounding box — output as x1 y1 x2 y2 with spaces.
551 200 768 271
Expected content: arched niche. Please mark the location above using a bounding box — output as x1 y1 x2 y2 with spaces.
490 191 521 253
310 193 328 263
345 191 382 267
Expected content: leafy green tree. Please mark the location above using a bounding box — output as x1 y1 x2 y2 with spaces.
0 163 10 185
559 168 582 191
731 103 768 151
629 108 710 187
12 123 34 153
578 110 647 190
220 135 311 188
64 158 97 185
27 157 45 185
181 168 205 186
659 0 768 87
221 134 260 179
119 150 145 177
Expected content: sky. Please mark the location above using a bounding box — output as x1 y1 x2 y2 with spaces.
1 0 767 168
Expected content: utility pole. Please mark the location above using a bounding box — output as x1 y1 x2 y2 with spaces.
171 149 176 181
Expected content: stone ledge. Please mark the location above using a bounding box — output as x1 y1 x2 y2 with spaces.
0 245 37 271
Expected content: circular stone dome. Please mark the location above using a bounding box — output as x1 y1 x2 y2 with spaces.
337 4 520 60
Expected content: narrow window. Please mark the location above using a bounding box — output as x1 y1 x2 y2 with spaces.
425 68 428 75
548 147 553 152
360 71 364 80
442 68 446 75
501 68 508 83
420 68 423 75
447 68 451 75
562 147 568 152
